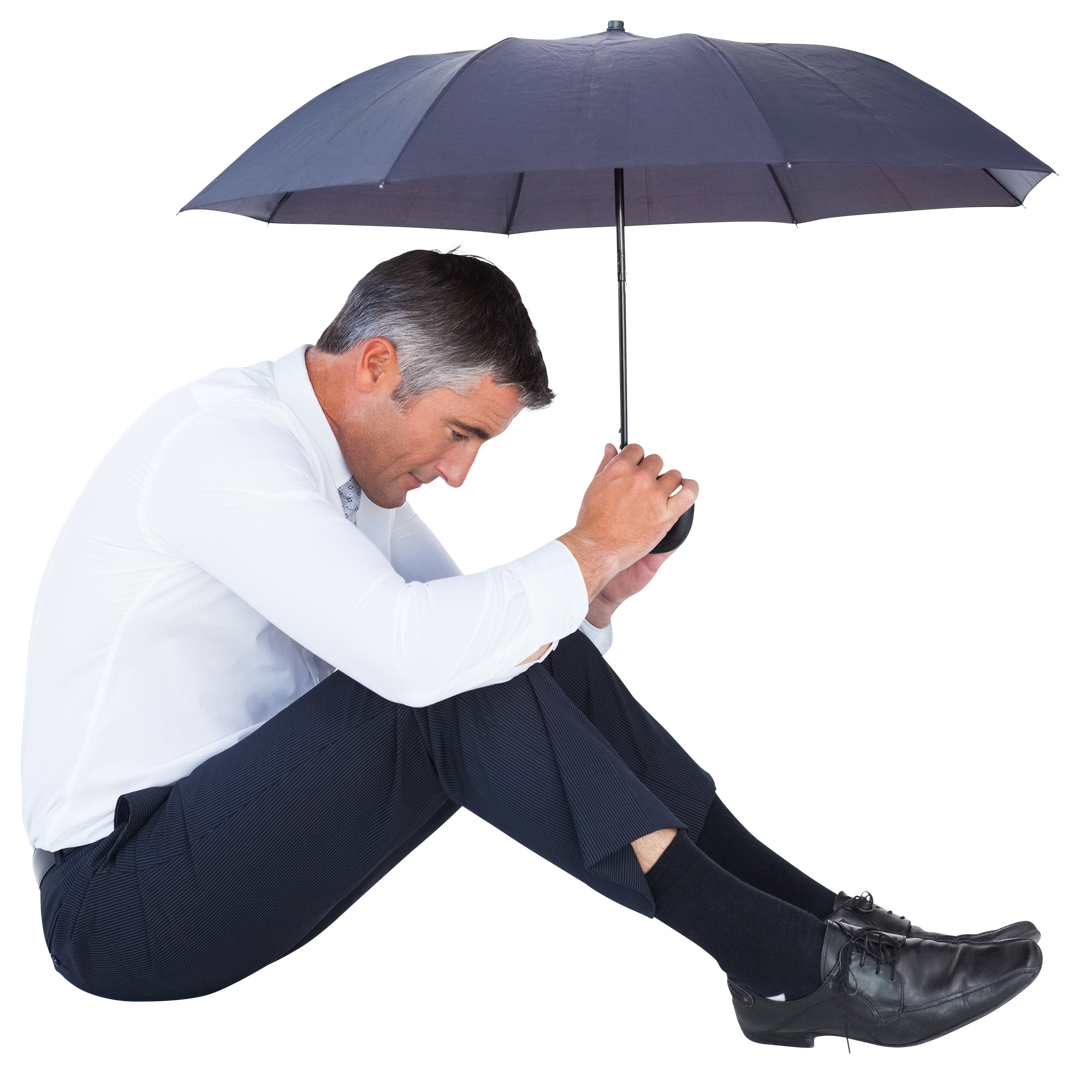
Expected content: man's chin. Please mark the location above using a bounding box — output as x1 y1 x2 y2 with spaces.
368 490 408 509
360 474 421 510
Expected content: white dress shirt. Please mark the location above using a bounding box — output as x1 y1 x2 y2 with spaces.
23 347 610 851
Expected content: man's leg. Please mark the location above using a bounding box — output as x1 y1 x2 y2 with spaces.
42 652 834 1004
403 661 830 999
547 631 835 917
41 661 701 1000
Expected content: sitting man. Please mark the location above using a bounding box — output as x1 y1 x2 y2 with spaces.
22 249 1040 1047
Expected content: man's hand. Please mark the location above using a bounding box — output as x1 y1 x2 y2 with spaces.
586 550 673 629
558 443 698 606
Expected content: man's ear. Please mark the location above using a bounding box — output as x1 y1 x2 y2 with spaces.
352 337 398 394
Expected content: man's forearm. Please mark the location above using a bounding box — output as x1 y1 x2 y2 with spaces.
561 527 622 626
585 591 621 630
556 531 620 606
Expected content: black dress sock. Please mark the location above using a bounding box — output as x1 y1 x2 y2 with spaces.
694 796 837 920
646 830 826 999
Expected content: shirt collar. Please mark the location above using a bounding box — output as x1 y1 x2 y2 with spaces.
273 345 352 489
273 346 398 561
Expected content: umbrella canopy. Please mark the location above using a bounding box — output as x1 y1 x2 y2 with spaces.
182 23 1051 552
183 25 1051 231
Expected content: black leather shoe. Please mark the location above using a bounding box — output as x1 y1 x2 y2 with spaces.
728 921 1041 1048
831 891 1040 944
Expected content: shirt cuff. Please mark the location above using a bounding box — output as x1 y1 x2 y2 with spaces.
577 617 613 655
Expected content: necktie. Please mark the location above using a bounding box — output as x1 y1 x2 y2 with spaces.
338 477 393 560
338 476 362 525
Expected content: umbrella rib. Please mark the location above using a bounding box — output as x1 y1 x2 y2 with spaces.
272 189 298 222
505 173 525 234
766 165 798 224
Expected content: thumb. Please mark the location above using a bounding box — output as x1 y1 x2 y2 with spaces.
594 443 618 477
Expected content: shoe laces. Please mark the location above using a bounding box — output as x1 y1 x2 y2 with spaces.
851 881 876 907
829 926 905 995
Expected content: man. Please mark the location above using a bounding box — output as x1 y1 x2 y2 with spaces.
23 250 1039 1047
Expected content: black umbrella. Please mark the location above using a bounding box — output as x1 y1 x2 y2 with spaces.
183 22 1051 551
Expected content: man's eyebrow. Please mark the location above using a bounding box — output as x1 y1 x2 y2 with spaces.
451 421 492 441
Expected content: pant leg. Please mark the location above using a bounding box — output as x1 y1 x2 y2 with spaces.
42 659 686 1002
409 658 687 912
546 630 717 838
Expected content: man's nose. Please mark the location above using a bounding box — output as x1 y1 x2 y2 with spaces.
436 446 479 488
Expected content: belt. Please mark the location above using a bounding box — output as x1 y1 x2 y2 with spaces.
33 847 65 887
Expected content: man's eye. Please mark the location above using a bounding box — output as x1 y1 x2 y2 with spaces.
451 430 468 441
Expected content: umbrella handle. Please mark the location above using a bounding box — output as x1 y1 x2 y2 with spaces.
651 502 695 554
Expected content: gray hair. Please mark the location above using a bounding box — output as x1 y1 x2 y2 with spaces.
316 250 554 410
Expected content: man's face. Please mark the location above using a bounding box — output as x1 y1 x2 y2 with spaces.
341 373 524 509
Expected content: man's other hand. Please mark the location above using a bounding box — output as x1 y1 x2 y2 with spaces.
585 550 673 629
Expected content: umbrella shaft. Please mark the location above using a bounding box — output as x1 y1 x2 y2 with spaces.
615 168 628 449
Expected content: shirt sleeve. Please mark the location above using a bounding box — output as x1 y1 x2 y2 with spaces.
395 497 617 656
143 401 588 706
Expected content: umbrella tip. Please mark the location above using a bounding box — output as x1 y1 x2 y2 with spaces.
607 20 625 31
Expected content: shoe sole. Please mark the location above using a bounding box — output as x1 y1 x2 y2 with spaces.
730 955 1041 1054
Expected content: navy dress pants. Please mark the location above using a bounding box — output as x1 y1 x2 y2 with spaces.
41 631 716 1001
